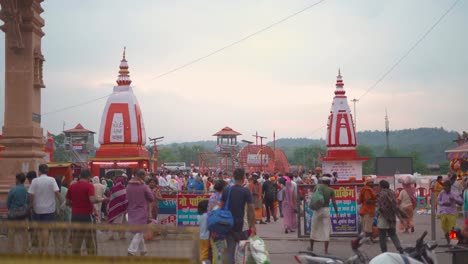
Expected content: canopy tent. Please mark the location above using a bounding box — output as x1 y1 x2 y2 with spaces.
445 142 468 160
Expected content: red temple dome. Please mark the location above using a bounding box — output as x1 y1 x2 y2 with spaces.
95 49 148 158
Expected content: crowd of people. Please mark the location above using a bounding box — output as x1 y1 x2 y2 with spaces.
5 163 468 263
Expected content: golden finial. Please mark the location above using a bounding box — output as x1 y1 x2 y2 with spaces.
123 46 126 60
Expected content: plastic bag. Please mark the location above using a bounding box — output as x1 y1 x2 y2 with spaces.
249 236 270 264
235 240 255 264
309 185 324 211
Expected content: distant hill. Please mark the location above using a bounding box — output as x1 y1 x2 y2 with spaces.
156 127 459 165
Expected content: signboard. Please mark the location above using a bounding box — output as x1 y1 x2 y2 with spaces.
110 113 124 143
72 143 83 151
329 185 358 235
32 113 41 123
247 154 269 165
158 194 177 226
375 157 413 176
177 194 210 226
297 184 359 238
322 160 363 181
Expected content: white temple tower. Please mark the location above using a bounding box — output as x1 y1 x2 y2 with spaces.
322 70 367 181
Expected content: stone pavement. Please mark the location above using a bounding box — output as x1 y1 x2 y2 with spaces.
257 214 466 264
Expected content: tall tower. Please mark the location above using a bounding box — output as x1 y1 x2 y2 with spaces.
322 70 367 181
0 0 46 193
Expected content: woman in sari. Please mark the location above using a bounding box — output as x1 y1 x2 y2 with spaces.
282 178 297 233
433 176 444 199
397 182 416 233
148 178 164 221
248 175 265 224
108 176 128 240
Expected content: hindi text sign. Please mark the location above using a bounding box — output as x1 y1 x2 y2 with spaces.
177 194 210 227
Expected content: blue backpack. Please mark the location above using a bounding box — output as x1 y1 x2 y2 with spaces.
207 187 234 235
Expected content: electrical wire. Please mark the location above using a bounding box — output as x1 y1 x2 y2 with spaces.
152 0 327 79
30 0 327 118
358 0 460 100
42 93 112 116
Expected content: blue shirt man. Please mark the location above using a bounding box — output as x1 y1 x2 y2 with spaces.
193 177 205 194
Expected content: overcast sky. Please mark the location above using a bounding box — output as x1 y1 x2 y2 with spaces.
0 0 466 144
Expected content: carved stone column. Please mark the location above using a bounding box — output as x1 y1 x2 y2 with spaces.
0 0 46 197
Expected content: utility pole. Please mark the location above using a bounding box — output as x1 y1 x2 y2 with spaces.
351 98 359 130
385 109 390 153
149 136 164 172
252 133 267 172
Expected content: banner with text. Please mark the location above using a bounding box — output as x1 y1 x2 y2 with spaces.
158 194 177 226
177 194 210 226
329 185 359 235
322 160 363 181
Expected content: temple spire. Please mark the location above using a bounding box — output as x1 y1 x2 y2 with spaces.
335 68 345 95
116 48 131 86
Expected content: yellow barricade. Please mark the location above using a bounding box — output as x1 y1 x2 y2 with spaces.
0 220 199 264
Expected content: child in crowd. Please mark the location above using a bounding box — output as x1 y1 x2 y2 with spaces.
198 199 210 264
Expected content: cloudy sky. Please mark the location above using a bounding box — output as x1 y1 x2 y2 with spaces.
0 0 466 144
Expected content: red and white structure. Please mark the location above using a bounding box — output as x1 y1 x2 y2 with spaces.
322 70 367 181
89 49 154 177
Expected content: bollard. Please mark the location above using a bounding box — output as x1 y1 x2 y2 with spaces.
431 191 436 241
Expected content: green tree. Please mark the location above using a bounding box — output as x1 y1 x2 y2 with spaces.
407 151 430 174
356 145 375 175
157 147 178 163
291 146 325 169
52 133 68 162
439 161 450 175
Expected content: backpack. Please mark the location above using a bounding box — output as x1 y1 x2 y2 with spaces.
208 187 234 235
309 185 325 211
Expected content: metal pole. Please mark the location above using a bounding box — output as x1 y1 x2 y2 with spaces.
352 98 359 130
431 191 436 241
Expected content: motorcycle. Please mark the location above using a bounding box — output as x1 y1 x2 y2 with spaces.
449 227 468 245
369 231 437 264
294 231 437 264
447 228 468 264
294 235 367 264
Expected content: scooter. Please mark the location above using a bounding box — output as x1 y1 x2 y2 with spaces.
369 231 437 264
294 235 367 264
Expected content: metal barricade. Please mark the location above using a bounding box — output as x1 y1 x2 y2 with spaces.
0 220 199 264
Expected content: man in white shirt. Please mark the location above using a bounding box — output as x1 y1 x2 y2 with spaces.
28 164 62 255
165 170 172 183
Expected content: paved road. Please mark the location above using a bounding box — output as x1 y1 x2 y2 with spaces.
258 213 465 264
0 213 466 263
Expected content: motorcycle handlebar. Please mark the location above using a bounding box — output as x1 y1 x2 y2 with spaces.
417 231 428 245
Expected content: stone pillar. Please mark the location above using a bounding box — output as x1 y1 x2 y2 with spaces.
0 0 46 197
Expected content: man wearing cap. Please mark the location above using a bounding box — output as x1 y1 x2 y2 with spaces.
309 174 339 254
358 177 377 243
